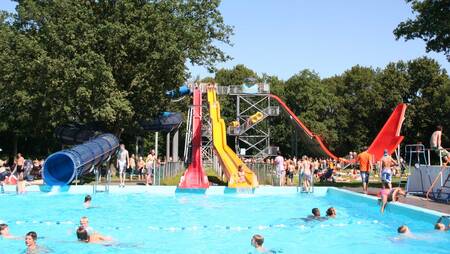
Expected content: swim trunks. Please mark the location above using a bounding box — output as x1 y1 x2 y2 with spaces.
118 160 126 173
381 169 391 183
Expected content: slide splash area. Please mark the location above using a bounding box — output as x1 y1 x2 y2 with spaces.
207 87 258 188
43 134 119 186
178 87 209 188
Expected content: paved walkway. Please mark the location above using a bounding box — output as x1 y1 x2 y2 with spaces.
344 187 449 214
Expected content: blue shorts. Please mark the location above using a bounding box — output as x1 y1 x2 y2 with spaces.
382 172 391 183
360 172 369 184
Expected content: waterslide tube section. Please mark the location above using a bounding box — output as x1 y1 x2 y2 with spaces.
208 88 258 188
269 94 339 160
178 87 209 188
43 134 119 186
367 103 407 162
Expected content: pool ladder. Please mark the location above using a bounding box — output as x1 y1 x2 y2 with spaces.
93 156 112 194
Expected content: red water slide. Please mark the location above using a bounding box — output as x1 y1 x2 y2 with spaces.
178 87 209 188
367 103 407 162
269 94 339 160
270 94 407 162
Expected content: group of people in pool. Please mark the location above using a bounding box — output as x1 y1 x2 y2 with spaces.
0 224 49 253
397 215 450 239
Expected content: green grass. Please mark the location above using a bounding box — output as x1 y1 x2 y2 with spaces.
159 168 227 186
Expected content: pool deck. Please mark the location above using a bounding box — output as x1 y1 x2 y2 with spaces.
344 186 449 214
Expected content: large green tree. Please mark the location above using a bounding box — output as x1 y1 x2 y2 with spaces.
0 0 232 156
394 0 450 60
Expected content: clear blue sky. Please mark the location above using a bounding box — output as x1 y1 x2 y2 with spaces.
2 0 448 80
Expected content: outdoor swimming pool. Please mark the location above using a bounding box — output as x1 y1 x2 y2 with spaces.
0 187 448 254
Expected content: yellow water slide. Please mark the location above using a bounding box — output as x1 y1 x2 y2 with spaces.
207 87 258 188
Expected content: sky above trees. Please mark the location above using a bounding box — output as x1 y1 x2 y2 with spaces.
1 1 448 80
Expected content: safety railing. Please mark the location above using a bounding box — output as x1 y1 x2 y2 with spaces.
153 161 185 185
246 162 276 185
405 144 449 167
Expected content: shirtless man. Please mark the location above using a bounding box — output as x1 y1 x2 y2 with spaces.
430 125 449 166
116 144 129 188
300 156 312 192
380 149 397 189
145 149 157 186
15 153 26 194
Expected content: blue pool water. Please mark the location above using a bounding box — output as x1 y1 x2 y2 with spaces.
0 187 448 254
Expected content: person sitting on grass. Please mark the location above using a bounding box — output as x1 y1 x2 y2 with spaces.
76 226 112 244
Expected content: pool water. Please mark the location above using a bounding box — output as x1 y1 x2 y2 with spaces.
0 187 448 254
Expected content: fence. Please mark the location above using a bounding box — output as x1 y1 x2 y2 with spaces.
246 162 277 185
152 161 185 185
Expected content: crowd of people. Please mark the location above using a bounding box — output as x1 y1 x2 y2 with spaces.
0 153 45 194
116 144 160 187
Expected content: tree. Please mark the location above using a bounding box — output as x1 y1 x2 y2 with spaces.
283 70 338 156
0 0 232 156
394 0 450 60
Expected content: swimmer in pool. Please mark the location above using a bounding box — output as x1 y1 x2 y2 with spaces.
435 216 449 231
302 208 327 222
79 216 94 234
25 231 50 253
0 223 18 239
326 207 336 218
397 225 415 238
76 226 112 244
84 195 91 209
250 234 269 253
434 223 446 231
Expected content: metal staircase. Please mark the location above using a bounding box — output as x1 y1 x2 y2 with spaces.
435 170 450 203
227 106 279 136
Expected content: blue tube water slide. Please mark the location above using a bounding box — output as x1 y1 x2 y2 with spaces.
165 84 191 98
43 134 119 186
